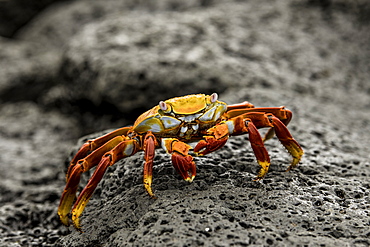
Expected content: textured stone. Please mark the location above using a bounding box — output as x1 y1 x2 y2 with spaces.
57 86 370 246
0 102 79 246
0 0 369 246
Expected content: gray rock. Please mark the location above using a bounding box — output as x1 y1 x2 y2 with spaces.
55 0 370 118
0 0 370 246
57 86 370 246
16 0 220 48
0 37 62 102
0 102 79 246
56 0 370 246
54 4 247 116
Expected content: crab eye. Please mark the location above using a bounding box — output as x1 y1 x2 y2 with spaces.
210 93 218 103
159 101 168 111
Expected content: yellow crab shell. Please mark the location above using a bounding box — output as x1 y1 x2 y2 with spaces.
132 93 227 139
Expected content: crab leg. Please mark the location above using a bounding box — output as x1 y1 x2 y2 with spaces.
161 138 196 182
143 132 158 198
242 112 303 173
268 115 303 171
239 112 303 171
71 139 139 230
194 115 271 179
66 127 132 180
227 101 255 111
195 112 303 179
225 106 293 142
244 119 271 179
58 135 130 227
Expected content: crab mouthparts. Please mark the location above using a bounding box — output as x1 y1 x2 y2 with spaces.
179 124 199 138
178 114 202 122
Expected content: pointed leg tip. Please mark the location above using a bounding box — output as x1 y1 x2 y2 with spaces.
286 164 297 172
185 175 195 183
60 217 70 227
76 227 84 233
147 190 157 199
253 176 264 181
71 209 84 232
286 158 301 172
72 219 83 233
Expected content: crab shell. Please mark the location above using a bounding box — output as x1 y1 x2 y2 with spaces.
132 93 227 139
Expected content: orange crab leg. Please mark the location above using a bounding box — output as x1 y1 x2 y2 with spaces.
227 101 255 111
195 111 303 179
71 139 139 230
162 138 196 182
242 112 302 175
67 126 132 180
58 164 83 227
245 119 271 179
143 132 158 198
194 115 271 179
226 107 290 121
58 135 129 226
269 115 303 171
225 107 293 142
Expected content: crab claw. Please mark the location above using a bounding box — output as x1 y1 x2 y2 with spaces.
172 152 196 182
194 136 228 156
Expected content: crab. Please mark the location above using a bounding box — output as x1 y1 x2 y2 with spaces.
58 93 303 230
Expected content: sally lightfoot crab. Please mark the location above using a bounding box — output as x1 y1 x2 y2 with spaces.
58 93 303 230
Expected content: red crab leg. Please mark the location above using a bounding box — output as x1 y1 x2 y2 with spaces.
225 107 292 141
237 112 302 170
66 126 132 180
238 112 303 173
71 139 139 230
195 112 303 179
241 112 302 175
143 132 158 198
268 115 303 171
58 135 129 227
194 115 271 179
161 138 196 182
245 119 271 179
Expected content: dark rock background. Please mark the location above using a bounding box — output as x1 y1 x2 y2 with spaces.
0 0 369 246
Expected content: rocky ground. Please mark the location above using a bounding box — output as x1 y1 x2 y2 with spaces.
0 0 369 246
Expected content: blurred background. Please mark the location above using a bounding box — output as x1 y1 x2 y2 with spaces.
0 0 369 246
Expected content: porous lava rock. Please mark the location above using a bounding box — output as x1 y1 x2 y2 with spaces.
0 0 369 246
57 86 370 246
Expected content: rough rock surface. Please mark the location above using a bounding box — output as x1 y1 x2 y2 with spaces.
0 0 369 246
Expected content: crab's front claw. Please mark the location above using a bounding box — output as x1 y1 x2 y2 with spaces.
194 136 228 156
161 139 197 182
172 152 196 182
